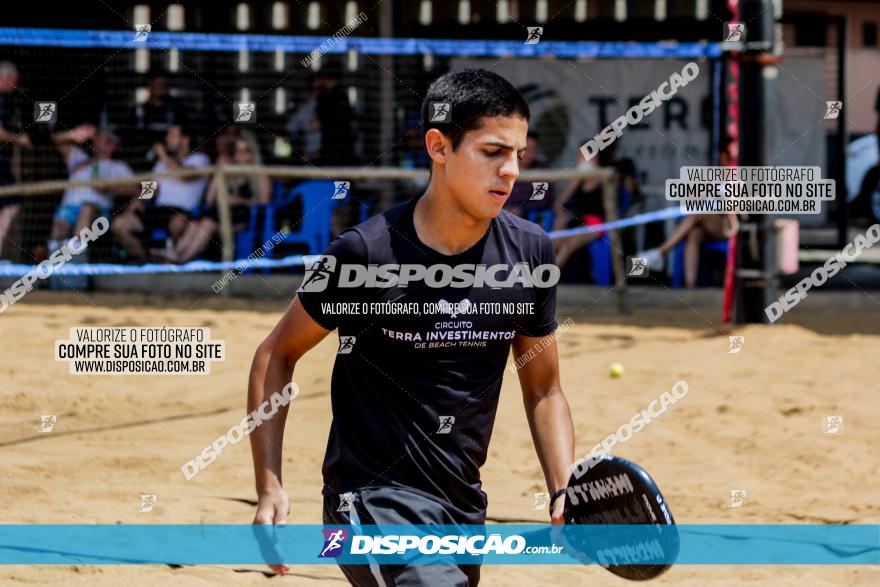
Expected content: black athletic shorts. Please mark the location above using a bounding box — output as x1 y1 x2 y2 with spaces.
323 487 484 587
200 204 250 226
0 196 22 208
140 205 191 233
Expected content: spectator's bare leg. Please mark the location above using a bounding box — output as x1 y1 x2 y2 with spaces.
73 204 99 236
168 213 189 243
684 225 705 288
657 215 702 255
0 204 20 258
112 212 146 259
700 215 726 241
176 218 218 263
553 232 601 270
50 217 71 241
171 222 199 259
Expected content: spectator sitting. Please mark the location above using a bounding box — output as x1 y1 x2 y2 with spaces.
504 131 552 218
167 135 270 263
112 125 210 261
638 144 737 288
0 61 33 260
552 141 638 271
638 214 736 288
49 124 133 253
212 124 242 162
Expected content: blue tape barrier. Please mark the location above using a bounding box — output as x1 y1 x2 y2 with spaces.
547 206 685 239
0 207 683 277
0 27 722 58
0 254 318 277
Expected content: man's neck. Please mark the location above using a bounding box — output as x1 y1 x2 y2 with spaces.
413 183 491 256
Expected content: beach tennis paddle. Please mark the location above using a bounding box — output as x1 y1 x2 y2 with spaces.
555 455 679 580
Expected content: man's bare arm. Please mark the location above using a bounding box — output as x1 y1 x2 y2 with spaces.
51 123 95 160
248 296 329 576
512 333 574 523
249 296 329 507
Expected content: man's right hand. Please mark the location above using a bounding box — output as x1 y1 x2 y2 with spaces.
13 133 33 149
247 298 331 576
252 487 290 576
71 124 96 143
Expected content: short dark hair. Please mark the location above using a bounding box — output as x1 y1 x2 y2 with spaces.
147 68 171 81
311 61 343 82
420 69 530 150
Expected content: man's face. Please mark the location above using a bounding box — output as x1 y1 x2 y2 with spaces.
149 76 170 100
441 115 528 221
165 125 183 152
233 139 255 164
93 132 119 158
0 73 17 94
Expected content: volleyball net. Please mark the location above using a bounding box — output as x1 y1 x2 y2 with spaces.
0 25 722 303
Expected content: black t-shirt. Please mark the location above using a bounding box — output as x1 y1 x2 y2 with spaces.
0 93 16 185
564 158 638 221
298 196 558 520
131 97 189 145
315 86 356 166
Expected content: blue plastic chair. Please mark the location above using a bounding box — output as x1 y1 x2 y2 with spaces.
526 209 554 232
589 235 613 286
526 209 612 286
264 180 337 255
671 240 728 288
359 201 371 223
231 201 273 262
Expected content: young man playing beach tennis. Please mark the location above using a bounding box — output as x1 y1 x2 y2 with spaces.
248 69 575 586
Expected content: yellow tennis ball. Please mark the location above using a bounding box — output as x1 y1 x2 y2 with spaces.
610 363 624 378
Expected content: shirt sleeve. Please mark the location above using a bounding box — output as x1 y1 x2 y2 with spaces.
297 228 368 331
113 162 134 179
185 153 211 169
515 232 558 337
66 146 88 172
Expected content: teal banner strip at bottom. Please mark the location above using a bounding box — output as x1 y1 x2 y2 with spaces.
0 525 877 565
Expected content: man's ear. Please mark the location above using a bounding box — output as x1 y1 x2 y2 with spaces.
424 128 451 165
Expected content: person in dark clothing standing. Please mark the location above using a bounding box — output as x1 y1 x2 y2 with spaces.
312 67 358 167
0 61 33 260
130 69 190 154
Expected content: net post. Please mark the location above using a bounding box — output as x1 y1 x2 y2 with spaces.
215 170 235 264
214 170 235 298
601 171 628 314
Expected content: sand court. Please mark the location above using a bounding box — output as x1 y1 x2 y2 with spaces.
0 291 877 585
